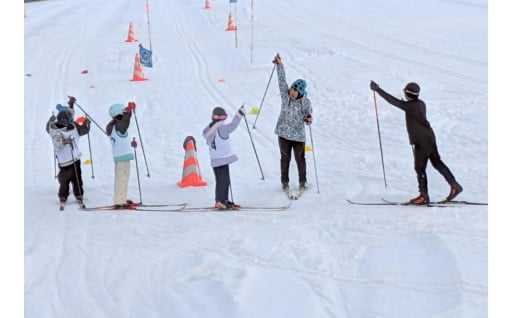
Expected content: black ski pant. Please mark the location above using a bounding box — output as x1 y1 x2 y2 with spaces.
278 136 306 185
213 164 231 202
413 143 456 195
57 159 83 202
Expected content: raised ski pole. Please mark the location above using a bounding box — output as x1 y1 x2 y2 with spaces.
373 90 387 188
132 108 150 178
242 105 265 180
132 137 143 204
67 96 107 135
308 125 320 193
76 116 96 179
46 112 57 179
252 62 276 129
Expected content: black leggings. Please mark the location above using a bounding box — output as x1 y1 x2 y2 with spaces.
57 160 83 201
213 164 231 202
278 136 306 184
413 143 456 193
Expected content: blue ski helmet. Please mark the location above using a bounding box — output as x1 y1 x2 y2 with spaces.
109 103 125 117
55 103 69 113
291 79 307 96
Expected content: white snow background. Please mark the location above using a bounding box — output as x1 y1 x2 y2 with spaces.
15 0 509 317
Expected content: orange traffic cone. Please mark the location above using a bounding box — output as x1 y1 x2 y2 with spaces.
177 137 207 188
226 12 237 31
130 53 147 81
125 22 138 42
204 0 211 9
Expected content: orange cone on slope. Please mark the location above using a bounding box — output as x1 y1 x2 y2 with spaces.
125 22 138 42
205 0 211 9
130 53 147 81
226 12 237 31
178 137 207 188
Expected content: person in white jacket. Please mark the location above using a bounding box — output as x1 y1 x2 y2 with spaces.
202 106 245 210
46 107 90 206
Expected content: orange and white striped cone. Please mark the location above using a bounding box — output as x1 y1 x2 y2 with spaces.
130 53 147 81
125 22 138 42
226 12 237 31
177 137 207 188
204 0 211 9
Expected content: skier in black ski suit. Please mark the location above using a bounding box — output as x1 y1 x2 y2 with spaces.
370 80 463 204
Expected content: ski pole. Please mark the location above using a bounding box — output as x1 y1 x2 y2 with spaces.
54 154 57 179
85 124 95 179
75 115 95 178
252 62 276 129
132 109 150 178
373 90 387 188
242 105 265 180
308 125 320 193
69 137 84 206
67 96 107 135
132 137 143 204
48 111 58 179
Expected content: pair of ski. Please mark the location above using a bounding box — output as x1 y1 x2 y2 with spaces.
347 198 488 207
283 187 306 200
60 200 85 211
78 202 291 212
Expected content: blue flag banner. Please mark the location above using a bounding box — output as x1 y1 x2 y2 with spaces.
139 45 153 68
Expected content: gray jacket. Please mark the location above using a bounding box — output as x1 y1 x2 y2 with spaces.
274 64 312 142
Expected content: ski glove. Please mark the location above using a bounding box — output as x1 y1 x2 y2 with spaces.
304 113 313 125
131 138 138 148
273 54 282 65
68 96 76 108
125 102 136 113
238 106 246 117
370 81 379 91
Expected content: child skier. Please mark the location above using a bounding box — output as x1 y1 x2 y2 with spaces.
202 106 245 210
273 54 313 192
106 102 136 209
46 104 91 209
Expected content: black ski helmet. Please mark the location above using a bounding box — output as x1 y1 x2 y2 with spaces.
56 111 71 127
404 82 420 99
211 107 227 121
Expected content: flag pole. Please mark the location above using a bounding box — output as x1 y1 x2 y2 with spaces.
145 0 152 50
250 0 254 63
235 2 238 48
